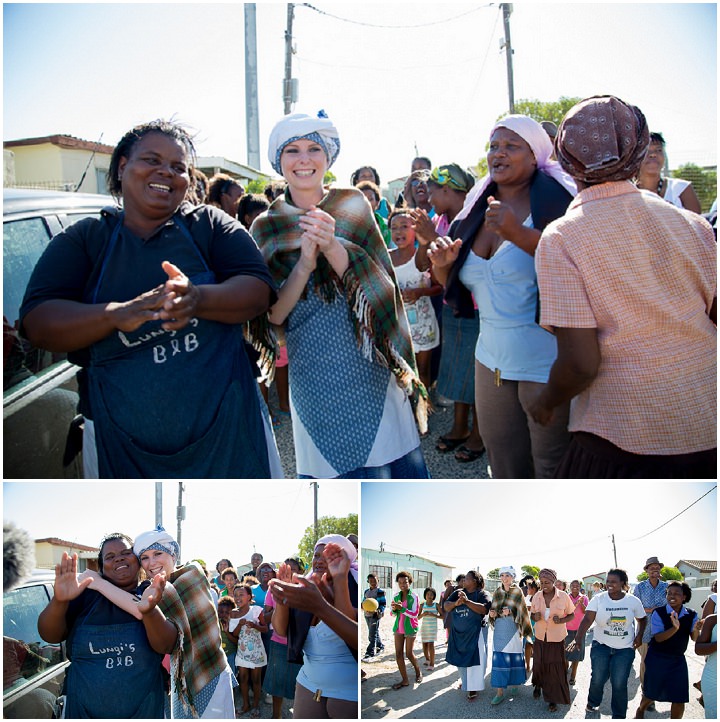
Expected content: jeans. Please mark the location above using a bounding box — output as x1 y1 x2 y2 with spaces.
365 615 383 656
588 641 635 719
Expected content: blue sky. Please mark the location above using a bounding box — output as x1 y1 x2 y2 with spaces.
361 482 717 581
3 481 358 570
3 3 716 186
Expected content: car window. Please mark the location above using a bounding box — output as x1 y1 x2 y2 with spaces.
3 584 64 696
3 211 102 392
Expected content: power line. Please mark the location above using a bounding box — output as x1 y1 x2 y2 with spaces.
298 3 493 29
624 485 716 542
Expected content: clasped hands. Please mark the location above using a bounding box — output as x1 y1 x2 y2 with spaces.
106 261 199 334
297 207 338 272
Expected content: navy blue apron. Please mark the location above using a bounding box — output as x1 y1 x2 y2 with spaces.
64 596 165 718
87 213 270 478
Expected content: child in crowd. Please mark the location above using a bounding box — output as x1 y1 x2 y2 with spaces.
419 587 442 671
218 597 238 672
391 570 422 690
229 582 268 717
220 567 239 597
388 209 442 392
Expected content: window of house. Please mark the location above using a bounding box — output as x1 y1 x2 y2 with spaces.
368 565 392 590
414 570 432 590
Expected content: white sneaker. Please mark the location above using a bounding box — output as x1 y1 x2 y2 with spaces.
264 693 272 705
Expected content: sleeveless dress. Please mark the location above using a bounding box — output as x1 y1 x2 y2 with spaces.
701 621 717 718
420 602 439 642
392 256 439 352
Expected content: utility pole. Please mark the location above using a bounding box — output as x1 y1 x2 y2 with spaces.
176 483 185 561
611 534 618 568
500 3 515 114
244 4 261 169
283 4 297 115
155 483 163 527
312 482 319 545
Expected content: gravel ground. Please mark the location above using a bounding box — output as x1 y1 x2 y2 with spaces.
267 387 490 480
361 614 708 719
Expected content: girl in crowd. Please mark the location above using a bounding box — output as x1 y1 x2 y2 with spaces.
419 587 441 671
262 558 304 719
391 570 422 689
389 209 442 392
229 582 268 718
206 173 245 217
524 578 539 677
567 568 646 719
250 110 429 479
566 579 589 685
635 582 702 719
488 566 533 706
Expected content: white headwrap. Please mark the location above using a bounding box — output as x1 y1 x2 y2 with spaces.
133 525 179 560
499 565 517 578
455 114 577 223
268 110 341 175
314 533 358 583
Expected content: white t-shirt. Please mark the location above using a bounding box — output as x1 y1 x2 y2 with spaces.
587 592 646 649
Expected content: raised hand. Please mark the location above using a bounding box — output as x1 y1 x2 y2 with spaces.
322 542 350 579
138 571 167 615
53 552 93 602
427 236 463 270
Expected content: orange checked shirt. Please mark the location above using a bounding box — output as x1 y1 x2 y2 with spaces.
536 181 716 455
531 588 576 643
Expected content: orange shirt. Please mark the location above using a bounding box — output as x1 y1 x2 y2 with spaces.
536 181 716 455
531 588 575 642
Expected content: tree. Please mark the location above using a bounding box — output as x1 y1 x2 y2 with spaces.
473 96 583 177
635 565 684 583
246 178 270 195
671 164 717 214
297 513 358 565
522 565 540 579
487 568 499 579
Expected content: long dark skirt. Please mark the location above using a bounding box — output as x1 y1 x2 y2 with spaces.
554 432 716 479
531 638 571 705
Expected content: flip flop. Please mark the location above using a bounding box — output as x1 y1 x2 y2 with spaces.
455 444 485 463
467 692 478 701
392 682 409 690
436 435 469 453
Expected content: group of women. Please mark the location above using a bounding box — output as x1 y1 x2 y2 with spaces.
38 529 359 719
20 93 714 479
384 564 716 719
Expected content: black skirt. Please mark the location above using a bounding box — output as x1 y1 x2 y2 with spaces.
554 432 716 479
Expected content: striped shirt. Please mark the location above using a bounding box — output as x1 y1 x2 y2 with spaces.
536 181 716 455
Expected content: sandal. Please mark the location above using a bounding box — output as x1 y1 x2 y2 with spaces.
415 670 423 683
467 692 478 701
436 434 469 453
455 444 485 463
549 703 558 712
392 681 409 690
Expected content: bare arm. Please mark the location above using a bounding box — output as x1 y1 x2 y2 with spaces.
679 184 702 214
529 327 601 425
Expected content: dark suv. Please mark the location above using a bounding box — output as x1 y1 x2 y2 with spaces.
3 189 116 478
3 572 68 719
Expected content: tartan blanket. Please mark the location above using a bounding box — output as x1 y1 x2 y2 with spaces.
489 583 533 641
251 187 427 432
159 562 227 716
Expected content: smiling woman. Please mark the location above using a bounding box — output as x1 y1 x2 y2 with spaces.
36 534 175 719
19 119 282 479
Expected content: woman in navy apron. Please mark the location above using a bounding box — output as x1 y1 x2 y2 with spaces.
37 533 177 718
20 120 281 478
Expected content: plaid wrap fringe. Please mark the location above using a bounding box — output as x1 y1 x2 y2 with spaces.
250 187 427 433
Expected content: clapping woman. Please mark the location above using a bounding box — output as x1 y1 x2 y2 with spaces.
488 566 533 706
250 111 429 479
20 119 281 478
444 570 492 701
636 582 702 719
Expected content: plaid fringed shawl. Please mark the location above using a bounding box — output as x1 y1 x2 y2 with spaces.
159 562 227 717
489 583 533 641
250 187 427 432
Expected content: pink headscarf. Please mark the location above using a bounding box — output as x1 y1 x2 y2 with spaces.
455 115 577 223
